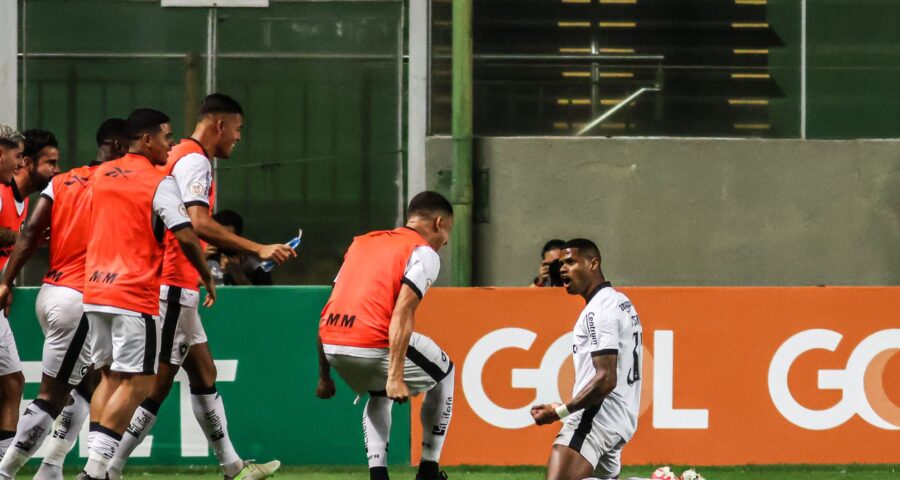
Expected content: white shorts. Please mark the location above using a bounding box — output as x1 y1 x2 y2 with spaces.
36 284 91 385
0 310 21 376
324 333 453 397
88 312 161 374
159 286 207 366
553 407 627 478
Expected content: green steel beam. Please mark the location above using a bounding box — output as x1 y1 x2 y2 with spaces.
450 0 473 286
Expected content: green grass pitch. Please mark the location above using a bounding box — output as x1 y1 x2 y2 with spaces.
22 464 899 479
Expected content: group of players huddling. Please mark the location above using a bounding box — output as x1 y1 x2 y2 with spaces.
0 95 294 479
0 92 643 480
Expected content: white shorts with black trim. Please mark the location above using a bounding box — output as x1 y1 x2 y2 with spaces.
36 284 91 385
88 312 161 374
553 406 627 479
0 310 21 376
324 333 453 397
159 286 207 366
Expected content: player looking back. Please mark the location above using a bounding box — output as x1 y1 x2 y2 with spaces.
531 239 643 480
77 108 215 480
110 94 293 480
317 191 455 480
0 119 128 480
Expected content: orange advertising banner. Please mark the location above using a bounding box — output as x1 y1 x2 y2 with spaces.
410 287 900 466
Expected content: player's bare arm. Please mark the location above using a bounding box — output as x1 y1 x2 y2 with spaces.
186 205 295 264
315 335 336 399
386 284 421 404
172 226 217 307
532 352 617 425
0 198 52 310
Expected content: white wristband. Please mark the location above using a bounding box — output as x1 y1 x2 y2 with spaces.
555 404 570 420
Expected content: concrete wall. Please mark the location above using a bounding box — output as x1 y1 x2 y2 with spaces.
426 137 900 286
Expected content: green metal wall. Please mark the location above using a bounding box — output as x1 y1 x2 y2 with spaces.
17 0 403 285
11 286 411 466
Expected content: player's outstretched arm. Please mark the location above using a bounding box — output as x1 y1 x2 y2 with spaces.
386 284 421 404
316 335 336 399
173 226 217 307
186 205 296 264
532 353 617 425
0 197 52 311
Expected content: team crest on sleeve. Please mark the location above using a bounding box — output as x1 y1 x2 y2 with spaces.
189 181 205 196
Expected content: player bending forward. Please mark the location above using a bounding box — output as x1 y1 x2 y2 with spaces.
317 191 455 480
532 239 643 480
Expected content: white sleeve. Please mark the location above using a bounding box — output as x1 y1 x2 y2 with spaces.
41 181 55 201
585 306 620 354
170 153 212 208
402 246 441 298
152 176 192 231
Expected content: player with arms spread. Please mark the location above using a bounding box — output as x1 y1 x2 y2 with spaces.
532 239 643 480
0 118 128 480
317 191 456 480
77 108 215 480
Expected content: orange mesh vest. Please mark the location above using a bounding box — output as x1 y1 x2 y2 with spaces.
160 139 215 290
83 154 170 315
0 183 29 272
43 165 97 292
319 227 429 348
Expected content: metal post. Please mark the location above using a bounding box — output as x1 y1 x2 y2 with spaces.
206 6 219 210
450 0 473 286
408 0 430 202
0 0 18 127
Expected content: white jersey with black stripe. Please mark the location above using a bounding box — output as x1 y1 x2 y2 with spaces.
571 282 643 441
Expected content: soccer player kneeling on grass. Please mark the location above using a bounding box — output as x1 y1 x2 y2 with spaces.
531 239 643 480
317 191 455 480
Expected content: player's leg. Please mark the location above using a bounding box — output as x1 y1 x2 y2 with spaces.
82 313 160 480
546 445 595 480
402 333 454 480
108 294 186 479
36 373 96 480
0 311 23 460
0 286 91 478
182 341 251 478
325 353 390 480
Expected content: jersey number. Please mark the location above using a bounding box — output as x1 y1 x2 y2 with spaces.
627 332 642 386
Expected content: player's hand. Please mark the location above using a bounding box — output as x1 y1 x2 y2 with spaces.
205 244 219 259
201 279 217 308
316 377 336 399
531 403 561 425
0 284 11 315
386 377 410 404
257 243 296 265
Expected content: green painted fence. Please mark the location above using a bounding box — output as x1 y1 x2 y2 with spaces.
9 286 410 466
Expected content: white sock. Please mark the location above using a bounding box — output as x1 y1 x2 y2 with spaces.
42 390 91 467
84 425 120 478
420 370 454 463
0 399 55 476
363 395 393 469
190 388 241 476
108 398 160 474
0 433 14 461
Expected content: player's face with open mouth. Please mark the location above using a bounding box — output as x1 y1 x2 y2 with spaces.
559 248 585 294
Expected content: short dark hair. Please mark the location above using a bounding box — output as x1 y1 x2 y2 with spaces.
199 93 243 117
0 124 24 149
541 239 565 258
563 238 601 261
126 108 170 140
96 118 128 146
22 129 58 159
213 209 244 236
407 191 453 219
